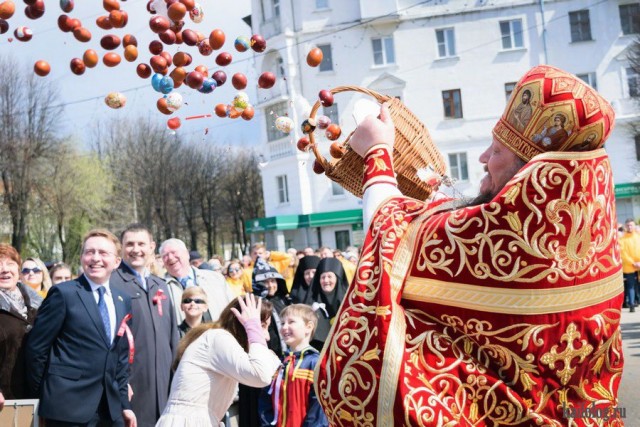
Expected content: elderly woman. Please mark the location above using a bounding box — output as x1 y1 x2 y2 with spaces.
21 257 52 298
0 244 42 409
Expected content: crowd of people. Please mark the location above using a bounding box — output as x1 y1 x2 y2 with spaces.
0 224 354 426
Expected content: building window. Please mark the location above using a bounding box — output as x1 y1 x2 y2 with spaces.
323 103 339 125
266 101 288 141
273 0 280 17
442 89 463 119
316 0 329 9
620 3 640 35
372 36 396 66
569 10 592 42
335 230 350 250
505 82 517 102
627 67 640 97
500 19 524 50
448 153 469 181
576 72 597 90
436 28 456 58
277 175 289 203
318 44 333 72
635 135 640 161
331 181 344 196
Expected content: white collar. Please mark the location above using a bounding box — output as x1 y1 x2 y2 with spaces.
86 276 111 295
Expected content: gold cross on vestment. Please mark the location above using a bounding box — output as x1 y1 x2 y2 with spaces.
540 323 593 385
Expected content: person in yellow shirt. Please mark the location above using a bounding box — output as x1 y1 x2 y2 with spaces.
620 218 640 312
241 243 292 294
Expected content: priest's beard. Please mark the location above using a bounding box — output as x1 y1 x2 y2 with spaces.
464 159 526 207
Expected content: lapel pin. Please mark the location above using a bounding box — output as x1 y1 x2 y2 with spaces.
118 295 123 302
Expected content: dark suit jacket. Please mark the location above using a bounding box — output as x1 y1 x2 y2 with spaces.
110 263 178 427
25 275 132 423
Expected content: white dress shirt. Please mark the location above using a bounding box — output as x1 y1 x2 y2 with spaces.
87 278 117 344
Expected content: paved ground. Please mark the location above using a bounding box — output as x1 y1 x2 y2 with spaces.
618 309 639 423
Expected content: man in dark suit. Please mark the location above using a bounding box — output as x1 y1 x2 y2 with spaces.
111 224 178 426
25 229 136 427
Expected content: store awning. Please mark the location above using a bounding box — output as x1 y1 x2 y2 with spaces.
615 182 640 199
246 209 363 233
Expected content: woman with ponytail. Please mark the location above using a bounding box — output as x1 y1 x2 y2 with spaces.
157 294 280 426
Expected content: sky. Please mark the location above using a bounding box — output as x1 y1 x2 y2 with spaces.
0 0 260 148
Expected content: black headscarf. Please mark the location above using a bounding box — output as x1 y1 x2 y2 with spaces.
290 255 321 304
306 258 349 345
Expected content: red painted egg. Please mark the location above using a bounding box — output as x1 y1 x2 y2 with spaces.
214 103 227 118
306 47 323 67
73 27 91 43
167 2 186 21
325 124 341 140
258 72 276 89
209 29 225 50
96 15 113 30
212 70 226 86
123 45 138 62
149 15 169 33
103 52 121 67
83 49 99 68
33 60 50 76
181 29 198 46
185 71 204 89
173 52 192 67
100 34 120 50
329 141 345 159
250 34 266 52
14 26 33 41
312 160 325 174
109 9 127 28
241 106 255 121
136 63 152 78
297 137 310 152
159 29 176 45
0 0 15 20
149 40 163 55
215 52 232 67
319 89 334 107
70 58 85 75
167 117 181 130
122 34 137 47
232 73 247 90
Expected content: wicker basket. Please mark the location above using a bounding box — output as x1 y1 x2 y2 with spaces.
308 86 446 200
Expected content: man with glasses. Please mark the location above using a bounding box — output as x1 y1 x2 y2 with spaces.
159 238 234 325
26 229 136 426
111 224 179 427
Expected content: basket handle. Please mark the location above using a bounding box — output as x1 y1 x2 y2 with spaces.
308 86 391 170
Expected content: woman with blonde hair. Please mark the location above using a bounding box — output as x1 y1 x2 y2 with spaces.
20 257 51 298
157 294 280 426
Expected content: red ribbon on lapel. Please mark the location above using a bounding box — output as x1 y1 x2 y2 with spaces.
117 313 134 364
152 289 167 316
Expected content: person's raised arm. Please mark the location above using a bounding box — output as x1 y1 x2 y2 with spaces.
349 103 401 230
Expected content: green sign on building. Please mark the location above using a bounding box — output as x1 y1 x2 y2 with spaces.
615 183 640 199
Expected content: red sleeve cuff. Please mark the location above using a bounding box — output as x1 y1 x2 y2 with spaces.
362 145 397 192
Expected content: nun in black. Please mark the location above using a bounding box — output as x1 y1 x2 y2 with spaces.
305 257 349 351
290 255 321 304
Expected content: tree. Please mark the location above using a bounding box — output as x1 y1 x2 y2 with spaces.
0 56 64 251
36 144 112 263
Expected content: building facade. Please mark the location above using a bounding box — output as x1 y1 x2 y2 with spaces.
246 0 640 251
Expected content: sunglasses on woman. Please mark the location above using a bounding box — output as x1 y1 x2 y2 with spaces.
22 267 42 274
182 298 206 305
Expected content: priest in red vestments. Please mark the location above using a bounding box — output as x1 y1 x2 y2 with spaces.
315 65 624 426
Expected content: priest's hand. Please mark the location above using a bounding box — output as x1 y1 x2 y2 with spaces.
349 102 394 157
